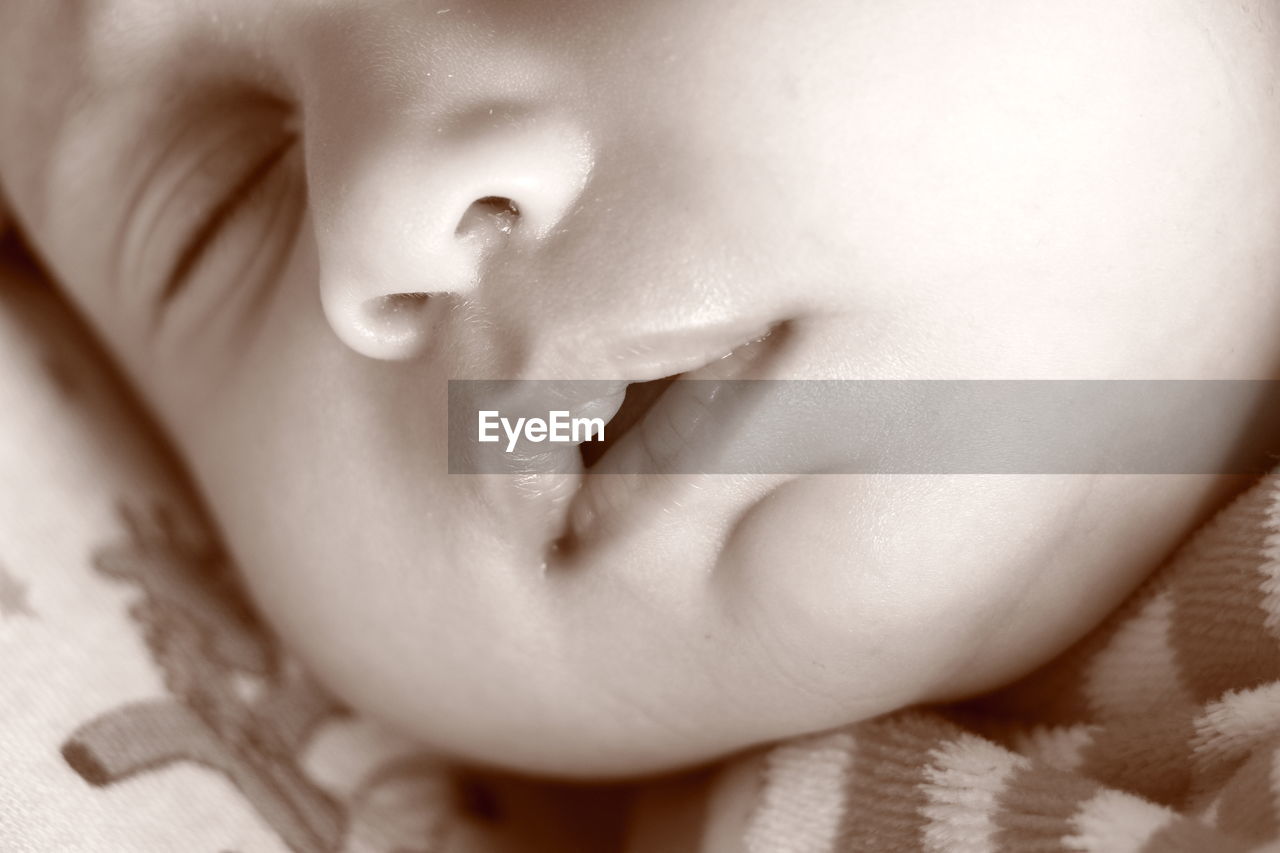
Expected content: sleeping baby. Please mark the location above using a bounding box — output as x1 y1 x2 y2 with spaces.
1 0 1279 849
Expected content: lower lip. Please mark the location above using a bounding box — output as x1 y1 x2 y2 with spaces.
556 330 779 552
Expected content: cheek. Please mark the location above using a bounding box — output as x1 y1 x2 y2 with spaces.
714 477 1053 718
659 0 1280 378
175 297 442 635
185 364 485 743
174 299 586 742
713 473 1226 719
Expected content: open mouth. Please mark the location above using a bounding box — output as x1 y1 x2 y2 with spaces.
556 323 785 552
576 322 782 472
578 375 679 469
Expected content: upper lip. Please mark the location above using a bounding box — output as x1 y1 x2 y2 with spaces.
523 318 779 384
600 320 779 383
511 318 781 425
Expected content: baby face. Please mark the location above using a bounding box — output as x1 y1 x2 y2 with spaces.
3 0 1279 776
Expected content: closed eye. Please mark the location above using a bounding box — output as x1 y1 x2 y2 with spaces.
158 131 299 310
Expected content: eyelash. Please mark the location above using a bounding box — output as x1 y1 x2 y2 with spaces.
157 122 301 314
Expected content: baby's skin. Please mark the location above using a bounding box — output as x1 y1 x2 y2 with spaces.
1 0 1279 778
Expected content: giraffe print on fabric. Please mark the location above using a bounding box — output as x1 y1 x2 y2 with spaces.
60 502 351 853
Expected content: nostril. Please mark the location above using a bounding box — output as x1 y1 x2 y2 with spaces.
381 292 430 312
456 196 520 240
359 291 432 344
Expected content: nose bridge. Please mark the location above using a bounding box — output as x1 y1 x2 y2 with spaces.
300 12 594 360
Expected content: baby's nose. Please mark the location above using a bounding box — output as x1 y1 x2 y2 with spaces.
311 106 594 360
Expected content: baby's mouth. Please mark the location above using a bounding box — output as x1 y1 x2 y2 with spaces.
556 324 784 553
463 319 785 566
577 375 678 469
